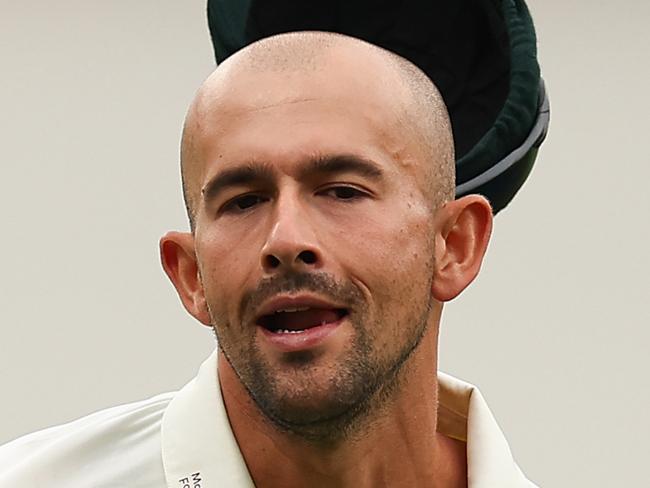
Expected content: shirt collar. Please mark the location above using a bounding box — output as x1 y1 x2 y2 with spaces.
161 349 255 487
437 371 535 487
161 349 533 488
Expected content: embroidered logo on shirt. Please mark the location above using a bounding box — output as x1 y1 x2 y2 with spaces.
178 472 202 488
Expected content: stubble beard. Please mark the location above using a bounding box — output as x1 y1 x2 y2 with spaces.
211 271 433 446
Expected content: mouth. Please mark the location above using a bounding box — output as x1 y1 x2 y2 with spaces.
257 306 348 334
254 295 350 352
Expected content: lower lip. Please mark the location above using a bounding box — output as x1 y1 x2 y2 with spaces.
258 318 345 353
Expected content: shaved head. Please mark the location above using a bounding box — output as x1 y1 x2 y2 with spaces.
180 31 454 230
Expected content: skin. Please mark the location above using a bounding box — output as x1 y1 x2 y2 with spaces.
160 33 493 488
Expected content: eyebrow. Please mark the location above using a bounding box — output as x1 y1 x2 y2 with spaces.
299 154 384 181
201 154 384 204
201 162 275 204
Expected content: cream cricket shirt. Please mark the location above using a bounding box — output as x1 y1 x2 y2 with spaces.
0 349 538 487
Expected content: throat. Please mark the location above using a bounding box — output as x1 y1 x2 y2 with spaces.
241 431 465 488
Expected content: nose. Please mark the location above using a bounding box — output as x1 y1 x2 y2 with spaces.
260 196 323 274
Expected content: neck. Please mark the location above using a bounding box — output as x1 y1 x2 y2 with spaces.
218 312 467 488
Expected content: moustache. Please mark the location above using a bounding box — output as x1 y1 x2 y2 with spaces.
240 271 365 323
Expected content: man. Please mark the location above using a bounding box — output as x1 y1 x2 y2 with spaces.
0 32 537 487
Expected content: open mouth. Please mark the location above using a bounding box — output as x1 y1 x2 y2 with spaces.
257 307 348 334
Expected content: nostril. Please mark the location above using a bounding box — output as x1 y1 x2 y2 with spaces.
298 250 317 265
265 255 281 268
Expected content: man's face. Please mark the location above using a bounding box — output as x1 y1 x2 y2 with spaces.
190 66 440 436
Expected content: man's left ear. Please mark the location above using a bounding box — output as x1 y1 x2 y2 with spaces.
431 195 493 302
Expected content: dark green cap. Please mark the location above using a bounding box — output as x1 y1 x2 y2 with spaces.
207 0 549 214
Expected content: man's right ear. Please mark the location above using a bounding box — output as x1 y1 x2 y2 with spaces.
159 231 212 326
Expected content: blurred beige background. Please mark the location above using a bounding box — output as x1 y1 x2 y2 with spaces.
1 1 648 486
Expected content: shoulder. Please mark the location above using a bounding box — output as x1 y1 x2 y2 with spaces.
0 391 175 488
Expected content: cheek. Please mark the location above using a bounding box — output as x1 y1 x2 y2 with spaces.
330 205 433 348
195 232 261 323
332 202 435 296
334 208 435 354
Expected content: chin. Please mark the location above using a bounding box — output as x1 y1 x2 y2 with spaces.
263 378 388 445
246 358 383 440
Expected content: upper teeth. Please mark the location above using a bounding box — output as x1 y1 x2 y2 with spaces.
275 307 310 313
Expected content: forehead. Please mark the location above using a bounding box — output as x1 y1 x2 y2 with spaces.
191 64 423 183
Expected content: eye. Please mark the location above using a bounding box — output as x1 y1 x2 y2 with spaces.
222 194 268 213
322 186 367 201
